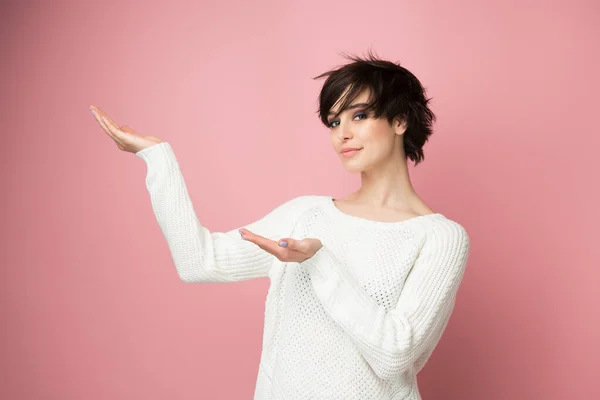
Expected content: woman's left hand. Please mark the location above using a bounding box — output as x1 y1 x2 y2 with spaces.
239 228 322 263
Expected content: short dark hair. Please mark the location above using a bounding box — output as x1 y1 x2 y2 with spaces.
313 49 436 166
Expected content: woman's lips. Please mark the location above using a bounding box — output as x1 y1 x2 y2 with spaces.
341 148 362 158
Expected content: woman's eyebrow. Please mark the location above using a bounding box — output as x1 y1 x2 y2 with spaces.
328 102 368 116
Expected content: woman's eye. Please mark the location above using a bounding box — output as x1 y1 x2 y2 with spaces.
328 112 367 128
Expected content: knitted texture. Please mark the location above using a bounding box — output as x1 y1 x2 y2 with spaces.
135 142 471 400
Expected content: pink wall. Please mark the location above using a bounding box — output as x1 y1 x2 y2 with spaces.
2 0 598 398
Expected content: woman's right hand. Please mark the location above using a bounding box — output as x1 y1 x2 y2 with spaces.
89 105 163 153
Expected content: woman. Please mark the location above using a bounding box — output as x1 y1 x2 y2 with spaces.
89 51 470 400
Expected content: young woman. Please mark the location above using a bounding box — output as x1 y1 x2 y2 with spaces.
89 51 470 400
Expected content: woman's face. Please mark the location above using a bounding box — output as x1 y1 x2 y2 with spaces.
326 89 407 173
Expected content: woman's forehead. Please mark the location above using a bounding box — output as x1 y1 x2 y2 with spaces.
330 88 372 115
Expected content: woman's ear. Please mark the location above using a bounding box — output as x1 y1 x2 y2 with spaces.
394 116 408 136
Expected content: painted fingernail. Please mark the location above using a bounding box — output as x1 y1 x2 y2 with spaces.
279 241 288 247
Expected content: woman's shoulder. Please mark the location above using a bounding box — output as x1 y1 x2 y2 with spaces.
426 214 471 250
277 194 327 207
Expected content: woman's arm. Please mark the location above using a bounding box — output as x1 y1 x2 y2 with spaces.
300 221 470 380
136 142 309 283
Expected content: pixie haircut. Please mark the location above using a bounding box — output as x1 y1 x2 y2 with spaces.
313 50 436 166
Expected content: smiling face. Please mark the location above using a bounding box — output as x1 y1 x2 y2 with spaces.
326 87 408 173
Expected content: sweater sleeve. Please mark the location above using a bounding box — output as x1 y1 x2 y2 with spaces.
135 141 308 283
300 220 470 380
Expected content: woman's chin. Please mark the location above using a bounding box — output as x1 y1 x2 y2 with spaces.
341 163 365 173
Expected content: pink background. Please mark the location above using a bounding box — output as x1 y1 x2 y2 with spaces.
2 0 599 398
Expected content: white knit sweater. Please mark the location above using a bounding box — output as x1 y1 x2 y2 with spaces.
135 142 471 400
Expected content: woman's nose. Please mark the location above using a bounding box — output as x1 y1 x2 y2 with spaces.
338 122 353 140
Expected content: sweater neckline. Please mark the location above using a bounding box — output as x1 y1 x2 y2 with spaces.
323 196 445 228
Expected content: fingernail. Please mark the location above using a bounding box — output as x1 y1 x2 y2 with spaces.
279 241 288 247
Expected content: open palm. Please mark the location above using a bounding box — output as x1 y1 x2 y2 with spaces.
89 105 163 153
239 228 322 263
